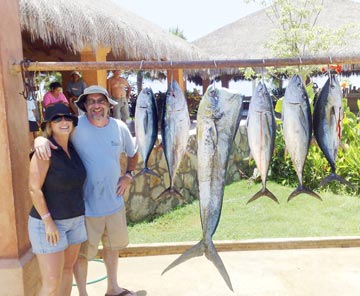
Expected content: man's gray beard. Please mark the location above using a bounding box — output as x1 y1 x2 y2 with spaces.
88 112 109 121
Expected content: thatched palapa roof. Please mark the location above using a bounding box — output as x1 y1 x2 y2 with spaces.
192 0 360 75
19 0 209 62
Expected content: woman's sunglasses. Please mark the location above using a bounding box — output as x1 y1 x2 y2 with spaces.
51 115 74 123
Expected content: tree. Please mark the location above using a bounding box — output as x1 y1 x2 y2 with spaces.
169 26 187 40
245 0 354 78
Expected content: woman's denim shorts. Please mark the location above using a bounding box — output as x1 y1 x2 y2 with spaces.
28 215 87 254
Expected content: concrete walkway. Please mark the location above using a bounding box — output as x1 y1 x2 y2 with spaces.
71 247 360 296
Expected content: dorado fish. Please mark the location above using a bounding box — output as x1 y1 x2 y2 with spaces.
313 75 354 189
247 82 278 204
162 85 243 291
134 87 159 177
157 80 190 200
282 75 321 201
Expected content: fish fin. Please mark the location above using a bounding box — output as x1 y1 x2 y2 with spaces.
155 187 188 203
205 240 233 291
287 185 322 202
161 240 205 275
143 110 148 135
318 173 356 190
247 187 279 204
134 168 160 178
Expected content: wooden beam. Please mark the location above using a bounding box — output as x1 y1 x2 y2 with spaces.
12 56 360 72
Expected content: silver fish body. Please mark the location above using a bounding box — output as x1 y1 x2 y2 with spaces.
163 85 243 291
158 80 190 199
246 82 278 203
313 75 353 188
134 87 158 176
282 75 321 201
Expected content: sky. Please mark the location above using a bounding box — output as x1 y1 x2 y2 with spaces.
113 0 263 42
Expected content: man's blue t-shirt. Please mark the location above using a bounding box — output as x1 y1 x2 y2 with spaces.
71 116 136 217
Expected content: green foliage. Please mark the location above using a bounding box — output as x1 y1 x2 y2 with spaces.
169 26 187 40
186 89 202 119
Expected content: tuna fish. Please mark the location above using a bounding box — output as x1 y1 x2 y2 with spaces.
282 75 322 201
157 80 190 200
313 75 354 189
134 87 159 177
246 82 279 204
162 85 243 291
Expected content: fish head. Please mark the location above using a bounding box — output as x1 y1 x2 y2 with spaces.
203 85 243 119
251 82 272 112
328 75 342 103
284 75 308 104
165 80 187 111
137 87 154 108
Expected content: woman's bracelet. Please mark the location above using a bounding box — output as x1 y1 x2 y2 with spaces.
41 212 51 220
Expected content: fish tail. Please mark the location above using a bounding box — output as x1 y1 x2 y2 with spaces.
161 240 205 275
247 187 280 204
134 168 160 178
155 187 188 203
205 240 234 291
161 239 233 291
287 185 322 202
318 173 356 190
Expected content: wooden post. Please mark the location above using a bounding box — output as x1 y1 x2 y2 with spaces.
0 1 40 295
80 46 111 88
220 75 230 88
167 68 185 92
202 78 211 94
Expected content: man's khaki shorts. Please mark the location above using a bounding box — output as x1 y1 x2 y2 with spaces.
79 207 129 260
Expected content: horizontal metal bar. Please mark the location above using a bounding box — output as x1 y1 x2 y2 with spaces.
12 56 360 72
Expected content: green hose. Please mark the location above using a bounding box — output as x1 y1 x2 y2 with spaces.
72 258 108 286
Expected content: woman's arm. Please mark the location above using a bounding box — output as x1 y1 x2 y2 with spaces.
29 155 59 245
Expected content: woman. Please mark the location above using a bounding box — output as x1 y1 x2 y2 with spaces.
43 82 68 108
28 103 86 296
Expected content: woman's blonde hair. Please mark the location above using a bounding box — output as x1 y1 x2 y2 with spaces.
43 122 52 138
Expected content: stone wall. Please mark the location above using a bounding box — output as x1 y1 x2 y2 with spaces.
124 120 251 223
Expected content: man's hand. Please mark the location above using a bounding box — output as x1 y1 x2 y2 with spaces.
116 175 133 196
34 137 57 160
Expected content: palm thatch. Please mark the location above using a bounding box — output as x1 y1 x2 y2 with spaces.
192 0 360 76
19 0 209 62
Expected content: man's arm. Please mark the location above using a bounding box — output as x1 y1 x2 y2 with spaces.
34 136 57 160
116 151 139 196
125 80 131 99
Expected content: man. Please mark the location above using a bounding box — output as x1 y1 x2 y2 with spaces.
34 85 138 296
107 70 131 122
66 71 87 115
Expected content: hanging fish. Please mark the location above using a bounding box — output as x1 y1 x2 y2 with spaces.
247 82 278 204
282 75 322 201
134 87 159 177
162 85 243 291
313 75 354 189
157 80 190 201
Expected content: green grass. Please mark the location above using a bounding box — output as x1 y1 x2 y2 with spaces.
128 180 360 244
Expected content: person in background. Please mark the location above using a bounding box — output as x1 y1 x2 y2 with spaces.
27 98 40 150
28 103 87 296
66 71 87 115
34 85 138 296
43 82 68 108
107 70 131 122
